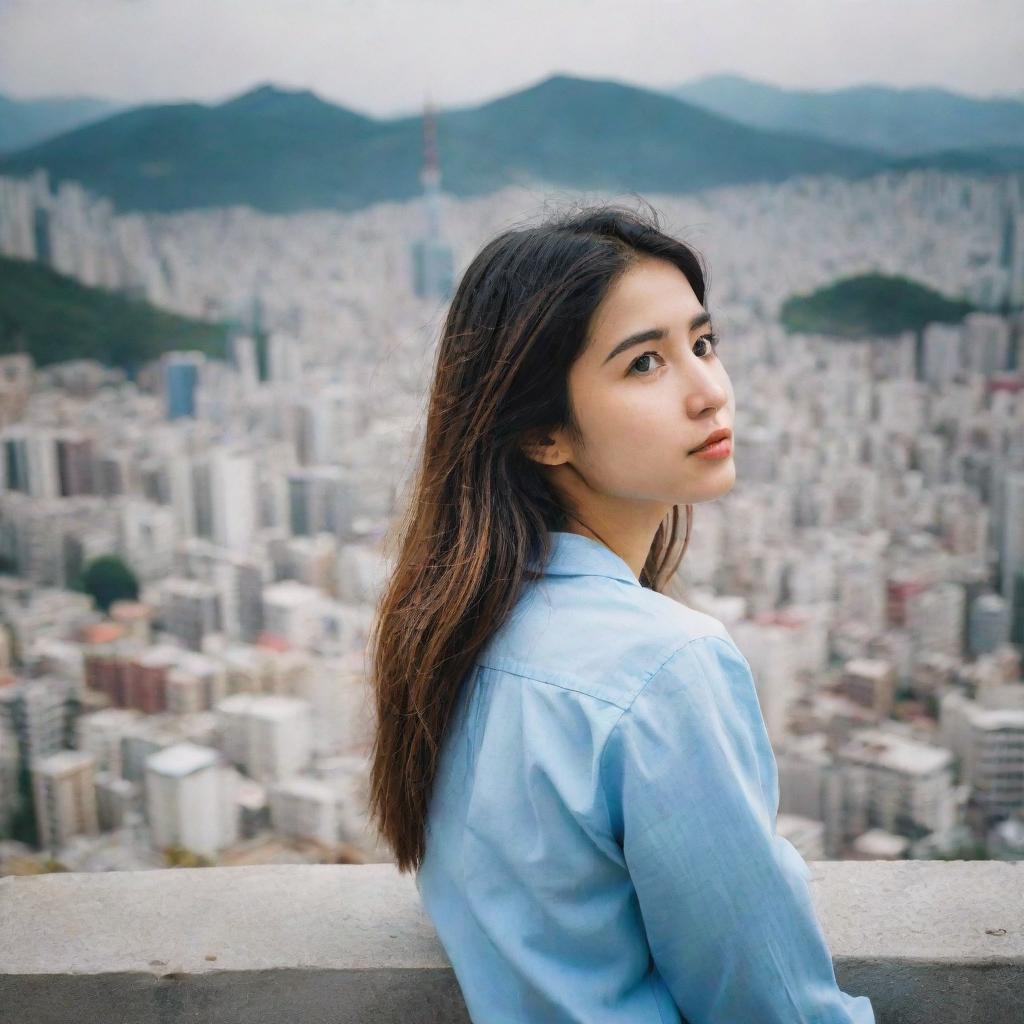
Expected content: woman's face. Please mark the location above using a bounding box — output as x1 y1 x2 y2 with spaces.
528 254 736 526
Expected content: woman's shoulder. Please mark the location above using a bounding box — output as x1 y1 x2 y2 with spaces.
480 576 736 711
633 585 732 646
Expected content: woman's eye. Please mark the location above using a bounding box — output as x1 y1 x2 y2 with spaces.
627 351 665 377
628 333 720 377
695 332 719 357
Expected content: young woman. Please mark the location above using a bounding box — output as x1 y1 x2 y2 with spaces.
367 201 876 1023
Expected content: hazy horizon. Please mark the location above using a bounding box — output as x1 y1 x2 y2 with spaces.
0 0 1021 118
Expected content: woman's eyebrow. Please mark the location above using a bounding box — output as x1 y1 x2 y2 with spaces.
602 310 713 365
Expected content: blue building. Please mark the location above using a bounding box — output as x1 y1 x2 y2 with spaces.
163 353 203 420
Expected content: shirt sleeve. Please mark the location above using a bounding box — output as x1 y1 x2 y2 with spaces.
600 634 876 1024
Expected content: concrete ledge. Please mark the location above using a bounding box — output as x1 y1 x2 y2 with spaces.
1 860 1021 1023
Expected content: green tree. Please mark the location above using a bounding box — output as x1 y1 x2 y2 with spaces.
80 554 139 612
7 763 39 847
930 842 991 861
780 273 976 338
164 844 214 868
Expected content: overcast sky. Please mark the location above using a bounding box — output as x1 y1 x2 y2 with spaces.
1 0 1022 116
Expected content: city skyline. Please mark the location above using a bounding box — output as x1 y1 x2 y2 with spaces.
1 165 1021 877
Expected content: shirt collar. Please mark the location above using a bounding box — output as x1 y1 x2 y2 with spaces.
529 530 641 588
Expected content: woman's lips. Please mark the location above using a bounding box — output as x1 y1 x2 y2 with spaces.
690 437 732 460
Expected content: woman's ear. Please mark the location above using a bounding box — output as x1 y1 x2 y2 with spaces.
519 428 570 468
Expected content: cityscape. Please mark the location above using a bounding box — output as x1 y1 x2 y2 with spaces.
0 78 1023 888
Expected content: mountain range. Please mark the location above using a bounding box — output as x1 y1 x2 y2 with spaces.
0 94 124 155
670 74 1024 156
0 73 1020 216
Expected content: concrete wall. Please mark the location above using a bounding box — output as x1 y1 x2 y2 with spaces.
2 860 1022 1023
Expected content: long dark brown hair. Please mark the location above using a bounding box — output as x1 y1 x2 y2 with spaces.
367 198 710 872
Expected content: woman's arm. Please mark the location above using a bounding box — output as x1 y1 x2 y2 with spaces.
601 634 876 1024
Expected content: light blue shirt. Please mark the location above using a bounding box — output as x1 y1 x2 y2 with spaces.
417 530 876 1023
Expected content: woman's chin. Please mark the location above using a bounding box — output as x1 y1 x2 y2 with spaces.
682 463 736 502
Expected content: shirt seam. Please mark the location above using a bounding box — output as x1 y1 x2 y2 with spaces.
607 632 728 729
476 659 631 710
596 632 731 836
480 632 731 734
542 569 641 588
